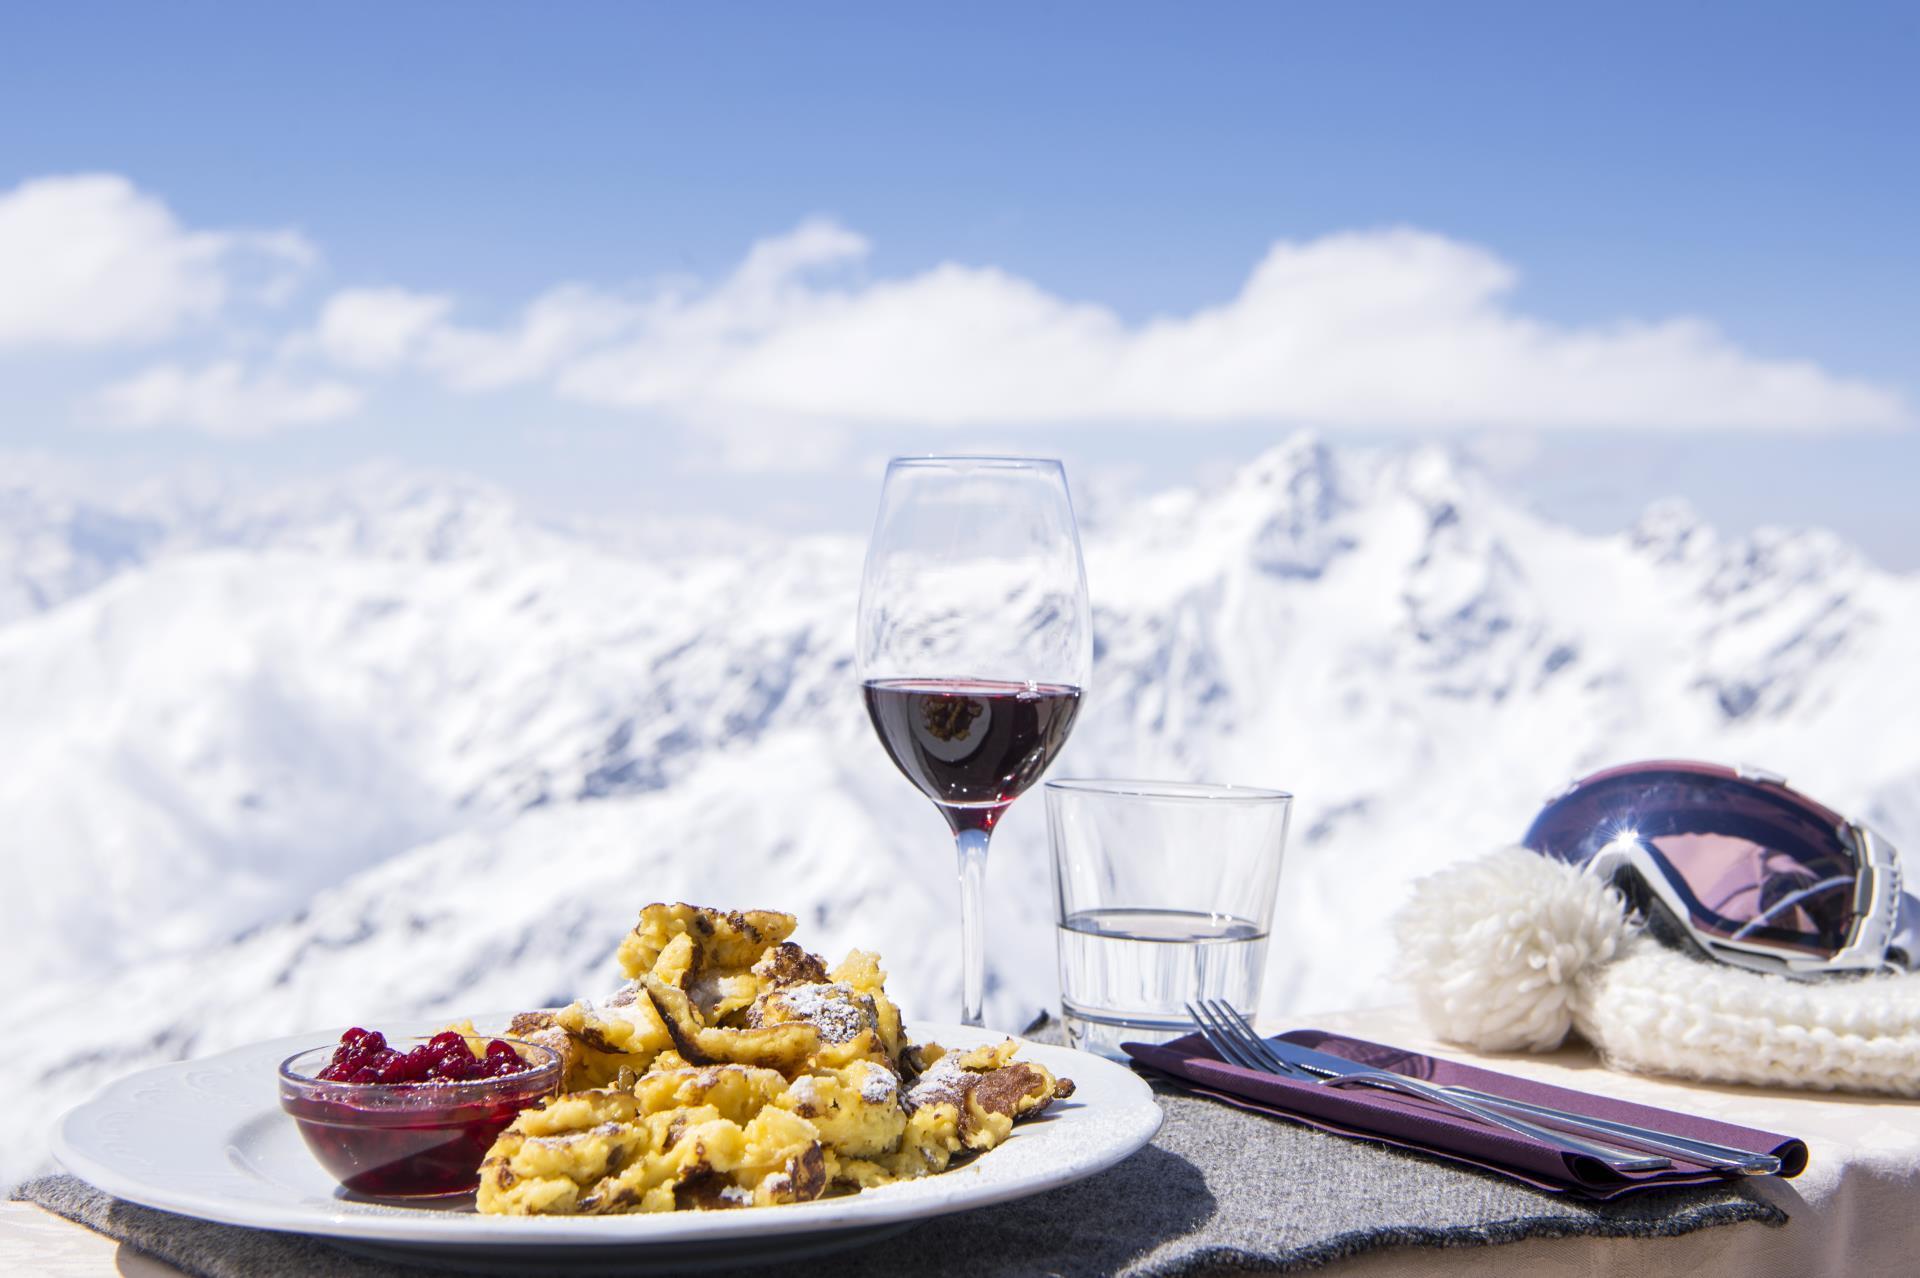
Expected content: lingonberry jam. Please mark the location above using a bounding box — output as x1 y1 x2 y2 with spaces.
314 1028 534 1084
279 1030 560 1198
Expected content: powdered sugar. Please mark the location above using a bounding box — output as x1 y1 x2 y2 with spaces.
857 1062 898 1105
774 983 870 1044
903 1055 970 1112
576 996 657 1035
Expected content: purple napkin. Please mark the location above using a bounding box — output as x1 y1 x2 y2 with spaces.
1123 1029 1808 1200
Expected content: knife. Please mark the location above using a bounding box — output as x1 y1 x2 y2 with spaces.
1261 1036 1782 1176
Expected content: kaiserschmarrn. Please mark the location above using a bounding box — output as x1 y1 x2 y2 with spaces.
476 904 1074 1215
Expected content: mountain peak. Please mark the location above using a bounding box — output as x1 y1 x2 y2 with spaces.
1238 430 1334 492
1224 433 1355 579
1630 498 1712 564
1229 431 1349 526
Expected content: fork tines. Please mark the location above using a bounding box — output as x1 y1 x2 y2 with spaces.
1186 1000 1293 1075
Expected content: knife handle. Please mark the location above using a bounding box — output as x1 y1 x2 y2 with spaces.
1448 1087 1782 1176
1320 1071 1674 1173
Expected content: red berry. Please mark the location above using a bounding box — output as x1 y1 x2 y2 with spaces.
357 1049 401 1083
330 1043 375 1074
317 1027 392 1082
314 1026 533 1087
486 1052 526 1078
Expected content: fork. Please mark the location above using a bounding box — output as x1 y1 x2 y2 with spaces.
1193 1001 1780 1176
1184 1001 1671 1174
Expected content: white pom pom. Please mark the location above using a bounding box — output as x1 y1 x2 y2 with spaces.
1392 846 1629 1052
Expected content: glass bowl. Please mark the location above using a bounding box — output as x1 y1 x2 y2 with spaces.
278 1036 561 1198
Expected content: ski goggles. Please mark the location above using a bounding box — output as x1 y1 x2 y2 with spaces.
1523 760 1917 977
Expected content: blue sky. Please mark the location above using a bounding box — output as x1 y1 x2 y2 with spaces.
2 3 1916 561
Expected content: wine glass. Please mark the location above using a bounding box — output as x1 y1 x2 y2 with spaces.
857 456 1093 1028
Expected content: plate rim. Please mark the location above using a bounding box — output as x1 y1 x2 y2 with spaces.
53 1018 1163 1248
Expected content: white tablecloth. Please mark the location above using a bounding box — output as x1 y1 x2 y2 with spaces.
1301 1006 1920 1277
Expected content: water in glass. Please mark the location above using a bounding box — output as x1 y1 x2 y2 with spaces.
1057 908 1269 1057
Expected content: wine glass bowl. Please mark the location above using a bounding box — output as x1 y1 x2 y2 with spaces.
861 679 1082 833
857 457 1093 1026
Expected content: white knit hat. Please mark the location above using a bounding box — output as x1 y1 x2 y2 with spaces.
1394 846 1920 1095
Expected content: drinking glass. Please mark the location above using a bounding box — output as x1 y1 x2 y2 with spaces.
857 457 1093 1027
1045 779 1292 1058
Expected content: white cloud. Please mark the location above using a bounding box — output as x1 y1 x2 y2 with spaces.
728 218 869 294
679 410 853 474
32 175 1898 455
307 219 1906 432
560 223 1906 430
90 362 362 437
315 284 637 391
314 287 453 370
420 286 640 391
0 174 316 347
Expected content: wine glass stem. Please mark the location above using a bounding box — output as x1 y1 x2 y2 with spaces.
955 826 991 1027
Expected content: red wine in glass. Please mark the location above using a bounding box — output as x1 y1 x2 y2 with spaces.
862 679 1082 833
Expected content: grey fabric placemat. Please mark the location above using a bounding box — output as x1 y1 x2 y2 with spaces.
16 1076 1783 1277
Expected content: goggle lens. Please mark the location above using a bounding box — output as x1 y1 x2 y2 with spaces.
1524 766 1859 959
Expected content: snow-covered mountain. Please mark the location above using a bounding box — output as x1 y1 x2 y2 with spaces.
4 436 1918 1189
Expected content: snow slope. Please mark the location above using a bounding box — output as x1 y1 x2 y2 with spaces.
4 436 1917 1188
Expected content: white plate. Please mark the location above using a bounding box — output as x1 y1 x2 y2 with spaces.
55 1018 1162 1272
